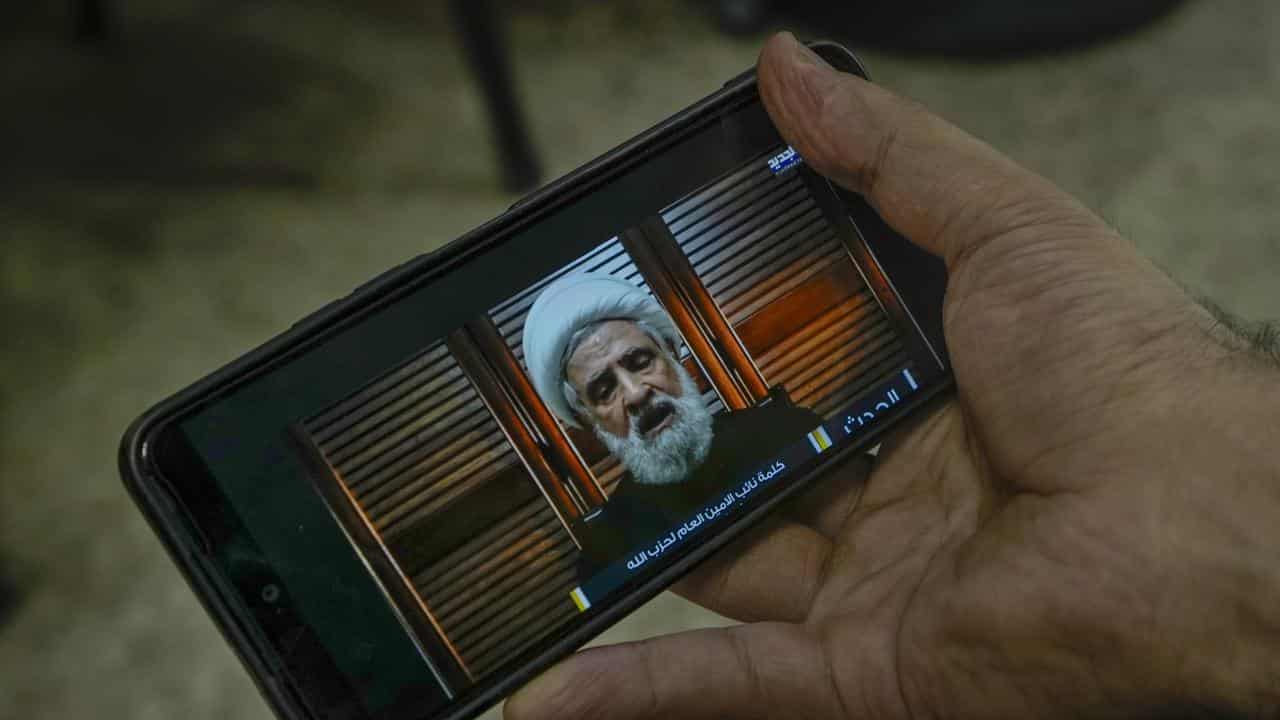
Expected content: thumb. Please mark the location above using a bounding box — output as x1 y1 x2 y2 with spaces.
757 33 1107 268
504 623 835 720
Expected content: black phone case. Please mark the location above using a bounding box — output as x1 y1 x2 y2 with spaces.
119 40 952 720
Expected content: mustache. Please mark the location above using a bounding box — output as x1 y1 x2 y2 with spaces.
596 368 714 486
630 397 677 436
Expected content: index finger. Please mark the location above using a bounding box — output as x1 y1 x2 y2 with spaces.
504 623 835 720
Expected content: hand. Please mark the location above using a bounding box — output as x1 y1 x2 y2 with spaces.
506 32 1280 720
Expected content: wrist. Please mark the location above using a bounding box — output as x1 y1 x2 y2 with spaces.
1158 364 1280 716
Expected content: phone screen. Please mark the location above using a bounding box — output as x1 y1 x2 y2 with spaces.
151 92 947 720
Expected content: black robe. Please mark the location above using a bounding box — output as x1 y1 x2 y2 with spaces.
575 397 822 580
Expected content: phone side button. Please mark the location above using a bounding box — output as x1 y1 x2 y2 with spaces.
722 68 755 87
288 297 346 332
350 262 402 297
508 193 534 212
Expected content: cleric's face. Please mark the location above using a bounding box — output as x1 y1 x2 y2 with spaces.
564 320 685 440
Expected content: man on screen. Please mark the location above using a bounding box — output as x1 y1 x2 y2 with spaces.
523 273 821 576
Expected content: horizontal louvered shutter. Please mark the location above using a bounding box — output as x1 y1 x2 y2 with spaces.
299 342 577 682
661 151 909 416
409 500 578 679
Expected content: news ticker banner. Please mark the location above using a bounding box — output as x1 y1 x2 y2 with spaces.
569 366 923 611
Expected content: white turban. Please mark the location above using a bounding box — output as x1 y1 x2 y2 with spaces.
522 273 682 428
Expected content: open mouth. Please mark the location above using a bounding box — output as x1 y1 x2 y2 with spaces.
634 402 676 438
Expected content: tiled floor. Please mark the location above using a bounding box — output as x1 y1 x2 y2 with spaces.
2 1 1277 718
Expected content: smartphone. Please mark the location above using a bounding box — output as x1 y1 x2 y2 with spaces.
120 41 951 720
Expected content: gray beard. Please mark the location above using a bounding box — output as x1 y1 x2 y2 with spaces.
595 366 714 486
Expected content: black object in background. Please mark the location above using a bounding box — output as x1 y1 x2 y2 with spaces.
0 563 17 627
714 0 1188 57
67 0 542 192
452 0 543 192
73 0 111 43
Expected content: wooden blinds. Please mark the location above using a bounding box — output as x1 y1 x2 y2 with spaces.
303 343 517 542
660 151 910 417
298 341 577 683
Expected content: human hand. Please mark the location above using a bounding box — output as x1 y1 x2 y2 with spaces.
506 32 1280 720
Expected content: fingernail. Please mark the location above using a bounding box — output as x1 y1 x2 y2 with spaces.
779 31 833 71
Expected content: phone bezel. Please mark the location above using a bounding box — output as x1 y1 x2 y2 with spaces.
119 40 953 720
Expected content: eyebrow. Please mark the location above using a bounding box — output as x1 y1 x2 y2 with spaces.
584 346 652 393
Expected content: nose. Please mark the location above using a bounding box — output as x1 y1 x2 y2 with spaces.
618 370 651 416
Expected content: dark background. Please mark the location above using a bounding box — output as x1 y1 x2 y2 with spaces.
1 1 1277 718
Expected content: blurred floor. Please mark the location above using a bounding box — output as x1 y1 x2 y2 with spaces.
0 1 1276 718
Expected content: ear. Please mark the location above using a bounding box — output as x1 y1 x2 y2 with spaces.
664 336 684 359
560 378 590 429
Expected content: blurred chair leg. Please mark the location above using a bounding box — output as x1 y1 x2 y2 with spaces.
73 0 111 44
714 0 773 35
0 564 16 627
451 0 542 193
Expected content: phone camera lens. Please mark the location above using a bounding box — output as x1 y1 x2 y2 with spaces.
261 584 281 604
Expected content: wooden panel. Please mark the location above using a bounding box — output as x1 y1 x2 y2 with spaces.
465 317 604 508
620 226 752 411
640 215 769 402
446 330 581 528
661 151 910 414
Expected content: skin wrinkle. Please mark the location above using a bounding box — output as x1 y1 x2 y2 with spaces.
709 543 740 620
809 525 842 621
936 456 982 542
1046 520 1155 691
943 216 1106 316
938 550 1108 718
965 298 1179 489
818 629 858 720
718 528 825 623
931 443 1131 712
941 245 1119 392
858 96 901 213
955 232 1116 311
565 320 683 438
1097 322 1186 396
796 528 829 621
561 318 674 426
1049 585 1132 717
1074 335 1184 422
893 526 951 720
781 50 848 189
900 451 985 719
826 507 920 598
821 473 868 543
989 228 1113 274
954 396 1008 515
727 626 768 718
631 640 664 720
